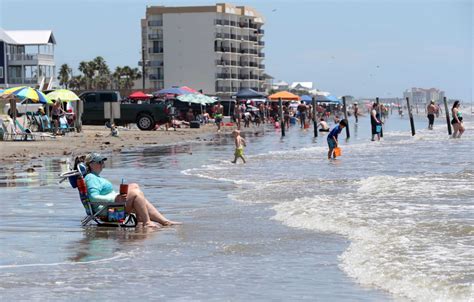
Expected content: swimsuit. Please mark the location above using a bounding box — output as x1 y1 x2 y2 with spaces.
234 147 244 157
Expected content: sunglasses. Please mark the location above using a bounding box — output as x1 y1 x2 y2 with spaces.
92 160 105 164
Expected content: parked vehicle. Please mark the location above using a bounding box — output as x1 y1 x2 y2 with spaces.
79 91 172 130
3 99 43 117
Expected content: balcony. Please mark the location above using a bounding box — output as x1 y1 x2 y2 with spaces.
149 47 163 54
258 53 265 58
148 20 163 27
8 77 38 85
8 53 54 65
148 34 163 40
240 49 258 55
149 74 163 80
216 60 238 66
257 29 265 35
258 41 265 46
216 86 232 93
259 64 265 69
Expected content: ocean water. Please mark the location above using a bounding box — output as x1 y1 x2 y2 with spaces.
0 113 472 301
184 114 474 301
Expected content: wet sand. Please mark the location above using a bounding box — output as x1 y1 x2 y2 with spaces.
0 114 230 168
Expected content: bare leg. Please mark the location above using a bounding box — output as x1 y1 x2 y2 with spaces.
144 200 181 225
458 124 465 138
328 149 333 159
240 155 246 164
125 189 160 228
452 124 459 138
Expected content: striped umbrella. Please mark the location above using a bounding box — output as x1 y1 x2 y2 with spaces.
46 89 80 102
1 86 52 104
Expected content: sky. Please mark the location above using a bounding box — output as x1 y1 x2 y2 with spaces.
1 0 472 100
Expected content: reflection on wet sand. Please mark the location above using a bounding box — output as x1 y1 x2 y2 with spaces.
0 159 70 188
68 227 159 263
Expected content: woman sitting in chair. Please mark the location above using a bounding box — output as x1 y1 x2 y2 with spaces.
84 153 181 228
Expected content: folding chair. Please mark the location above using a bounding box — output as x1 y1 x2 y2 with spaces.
13 118 55 140
59 163 137 227
1 118 20 140
40 115 53 132
1 118 26 141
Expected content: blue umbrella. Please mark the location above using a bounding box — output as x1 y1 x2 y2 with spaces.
153 87 192 96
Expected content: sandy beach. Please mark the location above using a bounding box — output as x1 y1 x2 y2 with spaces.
0 114 227 168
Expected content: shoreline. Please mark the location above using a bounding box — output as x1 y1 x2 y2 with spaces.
0 116 236 170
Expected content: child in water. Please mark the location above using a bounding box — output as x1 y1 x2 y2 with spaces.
231 129 247 164
327 119 347 159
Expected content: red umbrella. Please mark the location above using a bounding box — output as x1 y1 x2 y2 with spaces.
129 91 150 100
180 86 198 93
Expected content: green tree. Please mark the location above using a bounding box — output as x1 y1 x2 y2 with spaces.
57 64 72 88
112 66 142 90
69 75 86 90
78 61 95 89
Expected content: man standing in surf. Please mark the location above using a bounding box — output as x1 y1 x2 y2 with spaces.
213 101 224 132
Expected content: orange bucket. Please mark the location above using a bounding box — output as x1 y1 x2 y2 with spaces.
333 147 342 157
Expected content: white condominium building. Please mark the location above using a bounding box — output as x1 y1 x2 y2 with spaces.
141 3 266 98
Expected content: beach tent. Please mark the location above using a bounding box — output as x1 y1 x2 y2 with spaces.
326 95 341 104
232 88 266 100
315 94 341 103
300 95 312 103
268 91 300 101
128 91 151 100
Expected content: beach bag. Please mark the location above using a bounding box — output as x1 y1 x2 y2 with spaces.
304 122 310 129
107 206 126 223
334 147 342 157
376 125 382 133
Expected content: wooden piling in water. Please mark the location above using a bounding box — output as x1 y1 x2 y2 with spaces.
406 97 416 136
312 97 318 137
279 98 285 137
443 96 452 135
342 96 350 139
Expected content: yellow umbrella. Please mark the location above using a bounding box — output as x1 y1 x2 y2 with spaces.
46 89 80 102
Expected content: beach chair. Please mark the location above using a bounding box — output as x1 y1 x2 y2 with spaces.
40 115 53 132
59 163 137 227
1 118 19 140
1 118 27 141
13 118 56 140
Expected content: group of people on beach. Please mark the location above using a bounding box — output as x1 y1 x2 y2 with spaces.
81 97 466 228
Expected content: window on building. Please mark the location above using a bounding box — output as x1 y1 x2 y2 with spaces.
0 67 3 78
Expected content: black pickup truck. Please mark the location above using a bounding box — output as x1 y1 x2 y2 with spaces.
79 91 172 130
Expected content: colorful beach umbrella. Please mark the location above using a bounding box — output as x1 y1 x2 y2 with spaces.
177 93 216 105
153 87 193 96
46 89 80 102
180 86 198 93
2 86 52 104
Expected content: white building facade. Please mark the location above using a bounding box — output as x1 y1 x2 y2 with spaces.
141 3 266 98
0 29 56 89
403 87 446 104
